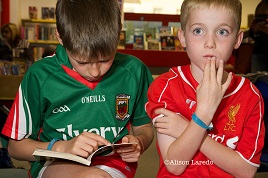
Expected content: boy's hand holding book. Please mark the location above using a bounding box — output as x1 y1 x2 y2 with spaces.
52 131 111 159
116 135 141 162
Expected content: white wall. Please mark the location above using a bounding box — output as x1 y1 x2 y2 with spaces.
124 0 262 28
240 0 261 27
10 0 57 25
10 0 262 28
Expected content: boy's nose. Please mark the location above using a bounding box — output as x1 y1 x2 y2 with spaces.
88 64 101 78
204 36 216 49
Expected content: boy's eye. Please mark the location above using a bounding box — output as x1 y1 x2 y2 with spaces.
99 57 112 63
77 60 109 65
99 59 110 63
217 29 229 36
193 28 203 35
77 62 88 65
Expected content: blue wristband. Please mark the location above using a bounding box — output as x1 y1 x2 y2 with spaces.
192 113 213 131
47 138 60 150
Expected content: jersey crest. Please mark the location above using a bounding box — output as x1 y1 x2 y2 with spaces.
224 104 240 132
116 94 131 121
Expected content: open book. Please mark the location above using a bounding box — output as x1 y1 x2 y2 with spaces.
33 143 137 166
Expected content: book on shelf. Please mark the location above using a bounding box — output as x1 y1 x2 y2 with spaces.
133 35 145 50
147 39 161 50
22 26 57 42
117 30 126 49
25 27 35 40
41 7 50 19
158 26 173 37
174 37 185 51
0 61 26 76
160 36 175 50
41 7 55 19
144 27 156 42
172 26 180 37
34 24 40 40
33 142 137 166
133 28 144 36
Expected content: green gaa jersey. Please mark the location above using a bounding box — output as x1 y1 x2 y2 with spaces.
2 44 153 177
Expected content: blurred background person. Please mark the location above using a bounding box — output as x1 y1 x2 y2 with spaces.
249 0 268 73
0 23 22 61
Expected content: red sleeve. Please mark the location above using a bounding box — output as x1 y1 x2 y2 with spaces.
236 85 265 166
2 92 21 140
145 78 166 120
145 69 178 121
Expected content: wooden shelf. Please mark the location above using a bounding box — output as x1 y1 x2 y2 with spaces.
0 75 23 100
21 19 56 25
28 40 59 45
124 13 180 26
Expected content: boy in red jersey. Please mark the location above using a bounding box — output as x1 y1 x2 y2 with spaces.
2 0 154 177
145 0 265 177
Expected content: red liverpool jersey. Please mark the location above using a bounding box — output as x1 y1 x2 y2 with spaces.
146 65 265 178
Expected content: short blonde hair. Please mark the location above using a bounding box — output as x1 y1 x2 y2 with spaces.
180 0 242 31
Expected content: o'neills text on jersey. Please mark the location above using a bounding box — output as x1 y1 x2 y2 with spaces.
81 95 105 103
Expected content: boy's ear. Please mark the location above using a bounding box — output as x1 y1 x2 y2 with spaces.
178 29 186 48
233 29 244 49
55 29 63 45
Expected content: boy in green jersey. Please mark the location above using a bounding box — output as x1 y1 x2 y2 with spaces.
2 0 154 177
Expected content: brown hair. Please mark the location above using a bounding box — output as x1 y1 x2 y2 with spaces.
55 0 122 61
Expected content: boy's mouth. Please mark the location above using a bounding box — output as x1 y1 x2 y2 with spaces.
204 54 215 58
204 55 217 60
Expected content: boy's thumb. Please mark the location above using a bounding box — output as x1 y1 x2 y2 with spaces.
121 135 130 143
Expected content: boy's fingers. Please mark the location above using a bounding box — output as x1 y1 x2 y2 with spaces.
203 58 211 81
222 72 232 91
155 116 167 123
87 133 110 145
121 136 130 143
210 57 217 82
216 60 224 84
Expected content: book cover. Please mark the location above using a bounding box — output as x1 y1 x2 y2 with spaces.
147 39 160 50
160 36 175 50
33 143 137 166
174 37 184 51
117 30 126 49
158 26 173 37
41 7 50 19
26 27 35 40
133 35 144 50
144 28 156 42
49 8 55 19
34 24 40 41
